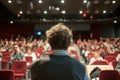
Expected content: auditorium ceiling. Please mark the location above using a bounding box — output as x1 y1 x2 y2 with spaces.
0 0 120 23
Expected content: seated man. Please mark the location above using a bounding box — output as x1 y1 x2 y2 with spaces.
31 23 86 80
9 44 25 69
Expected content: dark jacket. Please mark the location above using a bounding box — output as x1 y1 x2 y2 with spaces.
31 54 86 80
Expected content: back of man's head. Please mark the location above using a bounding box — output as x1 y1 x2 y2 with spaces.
46 23 72 50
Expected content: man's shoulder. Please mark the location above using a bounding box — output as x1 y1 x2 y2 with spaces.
52 55 83 66
31 54 84 67
31 55 50 66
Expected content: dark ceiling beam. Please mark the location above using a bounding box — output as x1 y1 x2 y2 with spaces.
7 16 119 24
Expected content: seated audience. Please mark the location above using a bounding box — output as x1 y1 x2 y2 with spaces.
89 50 107 64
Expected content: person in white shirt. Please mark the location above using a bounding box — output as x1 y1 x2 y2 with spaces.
25 48 37 61
89 50 107 64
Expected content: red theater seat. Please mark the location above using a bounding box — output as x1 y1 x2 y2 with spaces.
99 70 120 80
1 60 8 69
104 56 116 63
11 60 27 80
91 60 108 65
0 70 15 80
25 56 33 68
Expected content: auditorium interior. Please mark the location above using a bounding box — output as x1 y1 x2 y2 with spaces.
0 0 120 80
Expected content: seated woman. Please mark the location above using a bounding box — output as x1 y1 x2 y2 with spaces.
25 47 37 62
89 50 107 65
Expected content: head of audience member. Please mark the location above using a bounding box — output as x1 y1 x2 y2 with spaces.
92 50 101 59
46 23 72 50
13 44 20 53
26 48 32 55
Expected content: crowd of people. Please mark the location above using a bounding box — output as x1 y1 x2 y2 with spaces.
77 38 120 64
0 23 120 80
0 33 120 65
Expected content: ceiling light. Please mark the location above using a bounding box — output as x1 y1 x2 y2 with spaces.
79 11 83 14
17 13 21 17
90 16 93 19
114 20 117 23
49 6 52 10
8 0 12 3
55 7 60 11
112 0 116 4
61 0 65 4
51 6 55 10
36 31 42 36
10 20 13 24
83 0 87 3
44 10 47 14
61 10 66 14
103 10 106 13
38 0 42 3
19 11 23 14
83 13 87 17
43 18 47 21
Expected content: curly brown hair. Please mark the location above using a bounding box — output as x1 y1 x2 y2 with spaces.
46 23 73 50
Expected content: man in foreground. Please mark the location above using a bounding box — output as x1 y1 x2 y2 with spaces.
31 23 86 80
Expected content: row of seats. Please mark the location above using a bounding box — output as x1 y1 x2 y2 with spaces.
0 60 27 80
1 67 120 80
0 56 33 80
90 60 119 70
1 56 33 69
2 52 12 61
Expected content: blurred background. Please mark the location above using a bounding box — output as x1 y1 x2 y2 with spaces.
0 0 120 40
